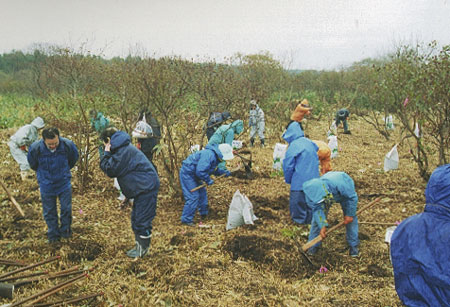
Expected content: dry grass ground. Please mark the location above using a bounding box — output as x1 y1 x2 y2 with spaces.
0 117 426 306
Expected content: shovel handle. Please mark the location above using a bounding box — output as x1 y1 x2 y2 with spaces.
302 197 381 252
190 173 227 192
189 166 242 192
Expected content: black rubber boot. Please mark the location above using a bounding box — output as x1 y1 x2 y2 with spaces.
126 233 151 258
250 138 255 147
260 138 265 148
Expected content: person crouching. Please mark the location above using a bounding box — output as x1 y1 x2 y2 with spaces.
180 143 234 226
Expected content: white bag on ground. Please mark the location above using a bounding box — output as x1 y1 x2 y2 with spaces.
232 140 243 150
414 123 421 138
327 135 338 158
384 226 397 244
384 144 399 172
226 190 258 230
384 115 395 130
272 143 288 170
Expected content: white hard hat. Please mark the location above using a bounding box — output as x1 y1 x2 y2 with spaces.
218 143 234 160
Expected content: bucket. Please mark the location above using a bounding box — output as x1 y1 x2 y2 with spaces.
0 283 14 299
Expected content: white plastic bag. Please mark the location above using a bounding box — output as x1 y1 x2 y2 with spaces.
226 190 258 230
132 114 154 139
190 144 200 153
384 115 395 130
232 140 243 150
384 226 397 244
414 123 421 138
384 144 399 172
272 143 288 170
327 135 338 158
330 120 337 132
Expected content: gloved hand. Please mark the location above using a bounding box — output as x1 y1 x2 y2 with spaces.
225 170 231 177
343 216 354 225
206 179 214 186
320 226 327 239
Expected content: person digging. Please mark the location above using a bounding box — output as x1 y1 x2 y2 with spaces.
302 171 360 257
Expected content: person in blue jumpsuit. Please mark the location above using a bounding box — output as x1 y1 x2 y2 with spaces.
180 143 234 226
27 127 79 243
282 122 319 224
390 164 450 306
100 128 160 258
302 171 359 256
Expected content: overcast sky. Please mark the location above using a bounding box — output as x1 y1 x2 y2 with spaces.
1 0 449 70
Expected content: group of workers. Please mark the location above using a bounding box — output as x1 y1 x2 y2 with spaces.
6 100 448 305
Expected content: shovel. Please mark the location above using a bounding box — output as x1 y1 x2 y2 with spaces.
234 151 253 179
302 197 382 252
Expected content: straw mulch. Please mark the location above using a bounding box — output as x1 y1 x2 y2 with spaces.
0 117 425 306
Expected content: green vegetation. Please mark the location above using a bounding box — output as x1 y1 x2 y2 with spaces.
0 41 448 187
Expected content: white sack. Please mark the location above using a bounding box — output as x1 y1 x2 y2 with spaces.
384 144 399 172
226 190 258 230
272 143 288 170
232 140 243 150
327 135 338 158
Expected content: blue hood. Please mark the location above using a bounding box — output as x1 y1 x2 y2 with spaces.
303 178 327 204
425 164 450 209
110 131 131 152
204 143 224 161
282 121 305 144
231 120 244 135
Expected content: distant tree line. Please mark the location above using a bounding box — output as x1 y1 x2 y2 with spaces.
0 41 448 189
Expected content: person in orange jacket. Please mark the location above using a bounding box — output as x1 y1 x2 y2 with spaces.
286 99 312 134
312 140 332 175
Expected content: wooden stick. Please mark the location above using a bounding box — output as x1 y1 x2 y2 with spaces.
0 271 49 283
13 270 84 287
190 166 241 192
191 173 227 192
359 222 397 226
0 180 25 217
0 256 60 280
302 197 382 252
33 292 103 307
10 273 87 307
0 259 26 267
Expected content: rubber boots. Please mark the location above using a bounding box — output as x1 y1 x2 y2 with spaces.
260 138 265 148
250 138 255 147
126 233 151 258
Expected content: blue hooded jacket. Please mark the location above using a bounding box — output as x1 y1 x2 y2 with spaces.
181 143 227 184
27 137 79 195
100 131 159 198
391 164 450 307
90 112 110 134
282 121 319 191
303 172 358 229
208 120 244 146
